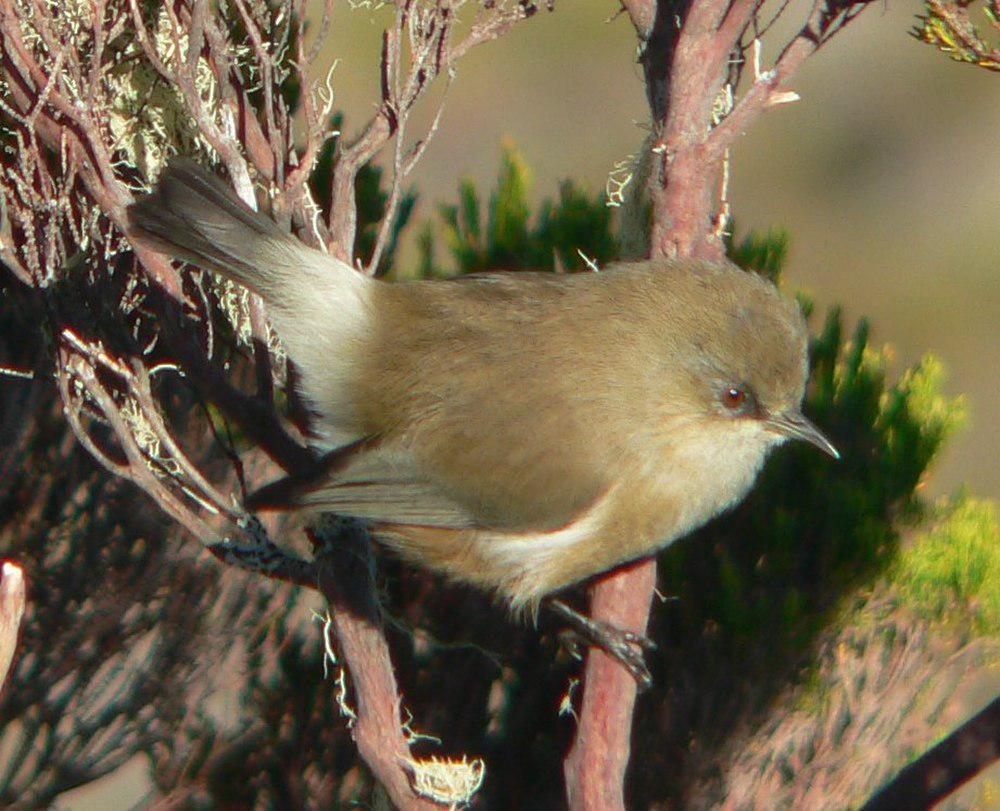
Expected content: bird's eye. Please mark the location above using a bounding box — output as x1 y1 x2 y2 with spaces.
722 387 746 410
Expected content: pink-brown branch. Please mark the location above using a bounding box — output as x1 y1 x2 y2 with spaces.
311 518 441 811
0 562 25 694
566 0 877 805
564 558 657 810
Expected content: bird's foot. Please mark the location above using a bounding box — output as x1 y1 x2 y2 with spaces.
547 598 657 691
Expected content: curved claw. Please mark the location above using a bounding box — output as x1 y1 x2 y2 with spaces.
547 598 656 691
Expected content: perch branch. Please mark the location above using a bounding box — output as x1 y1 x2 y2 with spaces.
567 0 878 805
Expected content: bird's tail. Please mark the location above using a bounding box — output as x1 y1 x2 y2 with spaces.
127 159 356 306
128 160 373 445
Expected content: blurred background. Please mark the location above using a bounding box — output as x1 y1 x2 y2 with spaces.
6 1 993 807
318 0 1000 503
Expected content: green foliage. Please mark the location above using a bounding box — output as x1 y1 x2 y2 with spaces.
913 0 1000 72
893 494 1000 634
421 145 617 275
725 226 789 283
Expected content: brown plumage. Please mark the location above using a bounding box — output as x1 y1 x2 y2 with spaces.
129 160 837 615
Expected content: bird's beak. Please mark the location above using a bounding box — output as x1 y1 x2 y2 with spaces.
767 411 840 459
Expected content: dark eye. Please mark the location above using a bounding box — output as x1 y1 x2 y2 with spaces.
722 387 747 410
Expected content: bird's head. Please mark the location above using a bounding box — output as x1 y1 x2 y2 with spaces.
656 262 838 460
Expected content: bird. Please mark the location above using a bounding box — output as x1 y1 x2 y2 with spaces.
129 160 837 670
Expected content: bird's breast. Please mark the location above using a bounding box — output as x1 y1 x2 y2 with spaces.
645 419 775 542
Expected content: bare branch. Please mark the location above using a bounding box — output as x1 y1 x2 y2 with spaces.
0 562 25 694
619 0 657 38
329 0 547 263
860 695 1000 811
564 559 656 810
707 0 871 163
311 517 443 810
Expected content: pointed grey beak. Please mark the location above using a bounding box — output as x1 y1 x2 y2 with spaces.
767 411 840 459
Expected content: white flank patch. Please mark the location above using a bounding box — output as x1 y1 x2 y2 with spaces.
477 488 615 607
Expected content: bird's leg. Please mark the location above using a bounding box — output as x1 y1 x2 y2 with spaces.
546 598 657 691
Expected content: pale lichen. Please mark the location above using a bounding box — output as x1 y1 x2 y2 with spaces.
405 755 486 809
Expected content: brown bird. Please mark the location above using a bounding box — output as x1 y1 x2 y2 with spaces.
129 160 837 678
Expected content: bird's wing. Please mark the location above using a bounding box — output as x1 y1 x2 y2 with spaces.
246 438 479 528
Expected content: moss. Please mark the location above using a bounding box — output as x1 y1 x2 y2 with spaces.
893 494 1000 635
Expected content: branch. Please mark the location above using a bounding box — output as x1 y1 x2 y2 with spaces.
207 514 470 808
310 517 442 810
706 0 871 163
564 558 656 810
0 562 25 694
327 110 393 263
619 0 657 39
568 0 877 804
328 0 548 265
207 513 320 589
860 695 1000 811
644 0 873 259
55 336 219 541
913 0 1000 72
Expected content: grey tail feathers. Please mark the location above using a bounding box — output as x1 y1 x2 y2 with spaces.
128 159 298 297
